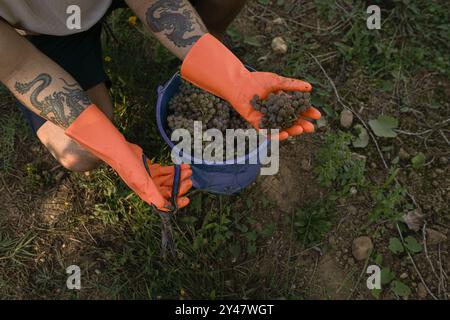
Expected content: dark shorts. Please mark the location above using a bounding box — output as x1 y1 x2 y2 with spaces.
17 0 127 133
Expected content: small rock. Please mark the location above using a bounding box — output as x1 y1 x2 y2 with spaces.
340 109 353 128
352 236 373 261
417 283 427 299
350 186 358 195
272 17 286 25
398 148 410 160
400 272 408 279
271 37 288 54
351 153 367 162
426 228 447 245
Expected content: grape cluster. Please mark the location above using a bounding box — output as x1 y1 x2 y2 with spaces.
167 81 251 133
250 91 311 129
167 81 253 160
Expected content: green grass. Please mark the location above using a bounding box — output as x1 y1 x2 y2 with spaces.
0 1 448 300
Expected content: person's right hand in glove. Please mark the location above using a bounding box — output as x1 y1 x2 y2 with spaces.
65 104 193 211
181 34 321 141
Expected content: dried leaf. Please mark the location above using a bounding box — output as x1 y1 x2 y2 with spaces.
402 209 424 232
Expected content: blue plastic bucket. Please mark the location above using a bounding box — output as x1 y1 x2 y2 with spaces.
156 72 268 195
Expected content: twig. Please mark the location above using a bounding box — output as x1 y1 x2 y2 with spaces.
81 222 98 246
308 52 389 170
346 256 370 300
422 223 439 283
437 244 447 299
309 51 421 208
396 223 438 300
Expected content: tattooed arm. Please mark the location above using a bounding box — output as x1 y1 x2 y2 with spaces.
0 20 91 129
126 0 207 59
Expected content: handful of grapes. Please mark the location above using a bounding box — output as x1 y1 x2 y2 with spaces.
250 91 311 130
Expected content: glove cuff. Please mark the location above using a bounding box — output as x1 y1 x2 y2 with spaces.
65 104 166 209
181 33 250 103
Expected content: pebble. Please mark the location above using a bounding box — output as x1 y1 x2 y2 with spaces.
352 236 373 261
417 283 427 299
272 17 286 25
398 148 410 160
340 109 353 128
271 37 288 54
426 228 447 245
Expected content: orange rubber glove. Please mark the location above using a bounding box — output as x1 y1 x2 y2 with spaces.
65 105 192 211
181 34 321 141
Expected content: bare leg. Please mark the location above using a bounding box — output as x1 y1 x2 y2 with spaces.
193 0 248 38
36 83 113 172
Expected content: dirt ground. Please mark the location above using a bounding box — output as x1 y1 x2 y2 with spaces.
0 1 449 299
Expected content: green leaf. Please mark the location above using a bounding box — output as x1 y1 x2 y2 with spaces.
391 280 411 297
352 124 369 148
369 115 398 138
371 288 381 299
374 253 383 266
226 27 242 42
411 152 426 169
404 236 422 253
261 223 277 237
380 267 395 285
244 36 262 47
388 237 404 254
258 0 270 4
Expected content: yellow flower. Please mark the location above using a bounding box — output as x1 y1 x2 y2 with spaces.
104 56 112 62
128 16 137 26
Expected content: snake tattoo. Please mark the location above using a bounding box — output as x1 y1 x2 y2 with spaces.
145 0 203 48
14 73 90 128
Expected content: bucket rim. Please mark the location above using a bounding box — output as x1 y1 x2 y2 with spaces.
156 72 269 166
